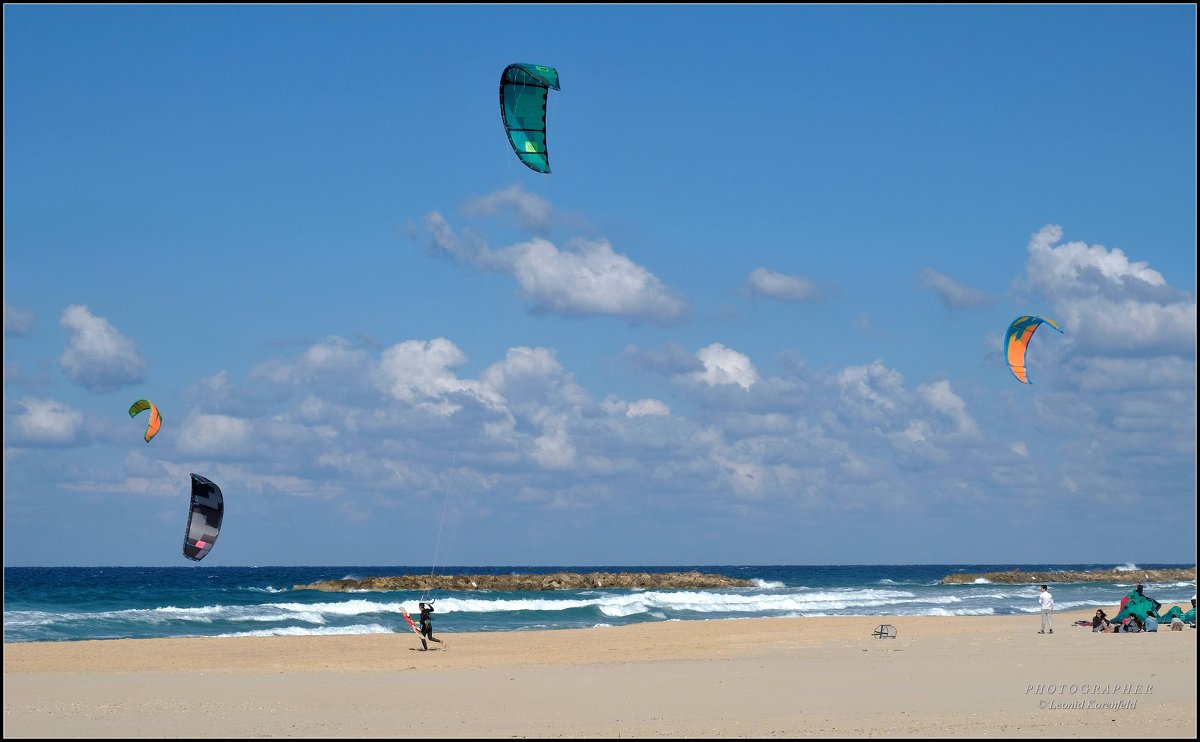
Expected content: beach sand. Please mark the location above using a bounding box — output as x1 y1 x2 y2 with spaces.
4 608 1195 738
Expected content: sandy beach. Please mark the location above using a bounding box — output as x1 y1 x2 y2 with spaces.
4 608 1195 738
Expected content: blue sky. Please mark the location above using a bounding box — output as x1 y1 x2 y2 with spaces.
4 5 1196 567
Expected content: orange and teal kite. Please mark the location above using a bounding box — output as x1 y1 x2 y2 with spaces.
128 399 162 443
1004 315 1063 384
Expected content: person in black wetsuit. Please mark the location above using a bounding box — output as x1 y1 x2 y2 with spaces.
418 602 443 646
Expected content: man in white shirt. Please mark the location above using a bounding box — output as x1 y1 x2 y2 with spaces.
1038 585 1054 634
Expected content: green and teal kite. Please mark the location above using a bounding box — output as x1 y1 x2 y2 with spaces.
499 64 560 173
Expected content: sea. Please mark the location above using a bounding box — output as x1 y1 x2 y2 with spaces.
4 563 1195 644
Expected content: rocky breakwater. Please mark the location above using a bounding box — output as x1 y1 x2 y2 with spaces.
293 571 754 592
941 567 1196 585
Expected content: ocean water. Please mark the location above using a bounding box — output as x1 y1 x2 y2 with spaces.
3 564 1194 644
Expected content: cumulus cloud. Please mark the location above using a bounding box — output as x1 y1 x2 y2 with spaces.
837 360 904 417
627 399 670 417
5 397 84 445
58 305 146 392
7 219 1195 566
690 343 759 390
424 211 690 324
252 337 373 389
917 379 979 437
4 302 36 336
746 267 824 302
481 346 587 410
377 338 503 412
918 268 993 308
176 413 255 456
491 236 689 322
1020 225 1196 355
461 184 554 232
531 424 577 469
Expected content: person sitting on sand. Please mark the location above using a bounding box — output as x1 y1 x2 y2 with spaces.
1092 609 1111 632
1119 615 1143 633
1144 611 1158 632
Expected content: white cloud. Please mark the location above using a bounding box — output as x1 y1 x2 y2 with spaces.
462 184 554 231
6 397 84 445
837 360 904 415
424 211 487 264
531 424 577 469
177 413 254 456
1020 225 1196 355
627 399 670 417
1026 225 1166 289
13 220 1191 565
58 305 146 392
691 343 759 390
251 337 373 388
918 268 993 308
425 212 690 323
480 347 589 471
746 267 823 302
917 379 979 437
493 237 689 322
377 338 502 411
481 346 588 410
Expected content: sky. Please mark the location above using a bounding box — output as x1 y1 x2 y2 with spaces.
3 5 1196 568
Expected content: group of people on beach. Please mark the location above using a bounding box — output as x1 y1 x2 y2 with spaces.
1089 608 1160 633
1087 583 1194 633
1042 582 1196 635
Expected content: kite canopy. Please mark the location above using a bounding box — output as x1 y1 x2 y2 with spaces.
184 474 224 562
1112 590 1162 624
128 399 162 443
499 63 560 173
1003 315 1063 384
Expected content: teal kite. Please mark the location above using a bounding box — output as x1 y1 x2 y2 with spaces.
499 63 560 173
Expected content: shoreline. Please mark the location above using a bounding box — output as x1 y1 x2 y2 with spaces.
4 609 1196 738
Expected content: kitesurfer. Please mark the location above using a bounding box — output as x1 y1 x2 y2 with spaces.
418 602 443 646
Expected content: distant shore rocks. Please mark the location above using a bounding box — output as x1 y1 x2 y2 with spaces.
941 567 1196 585
293 571 754 592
